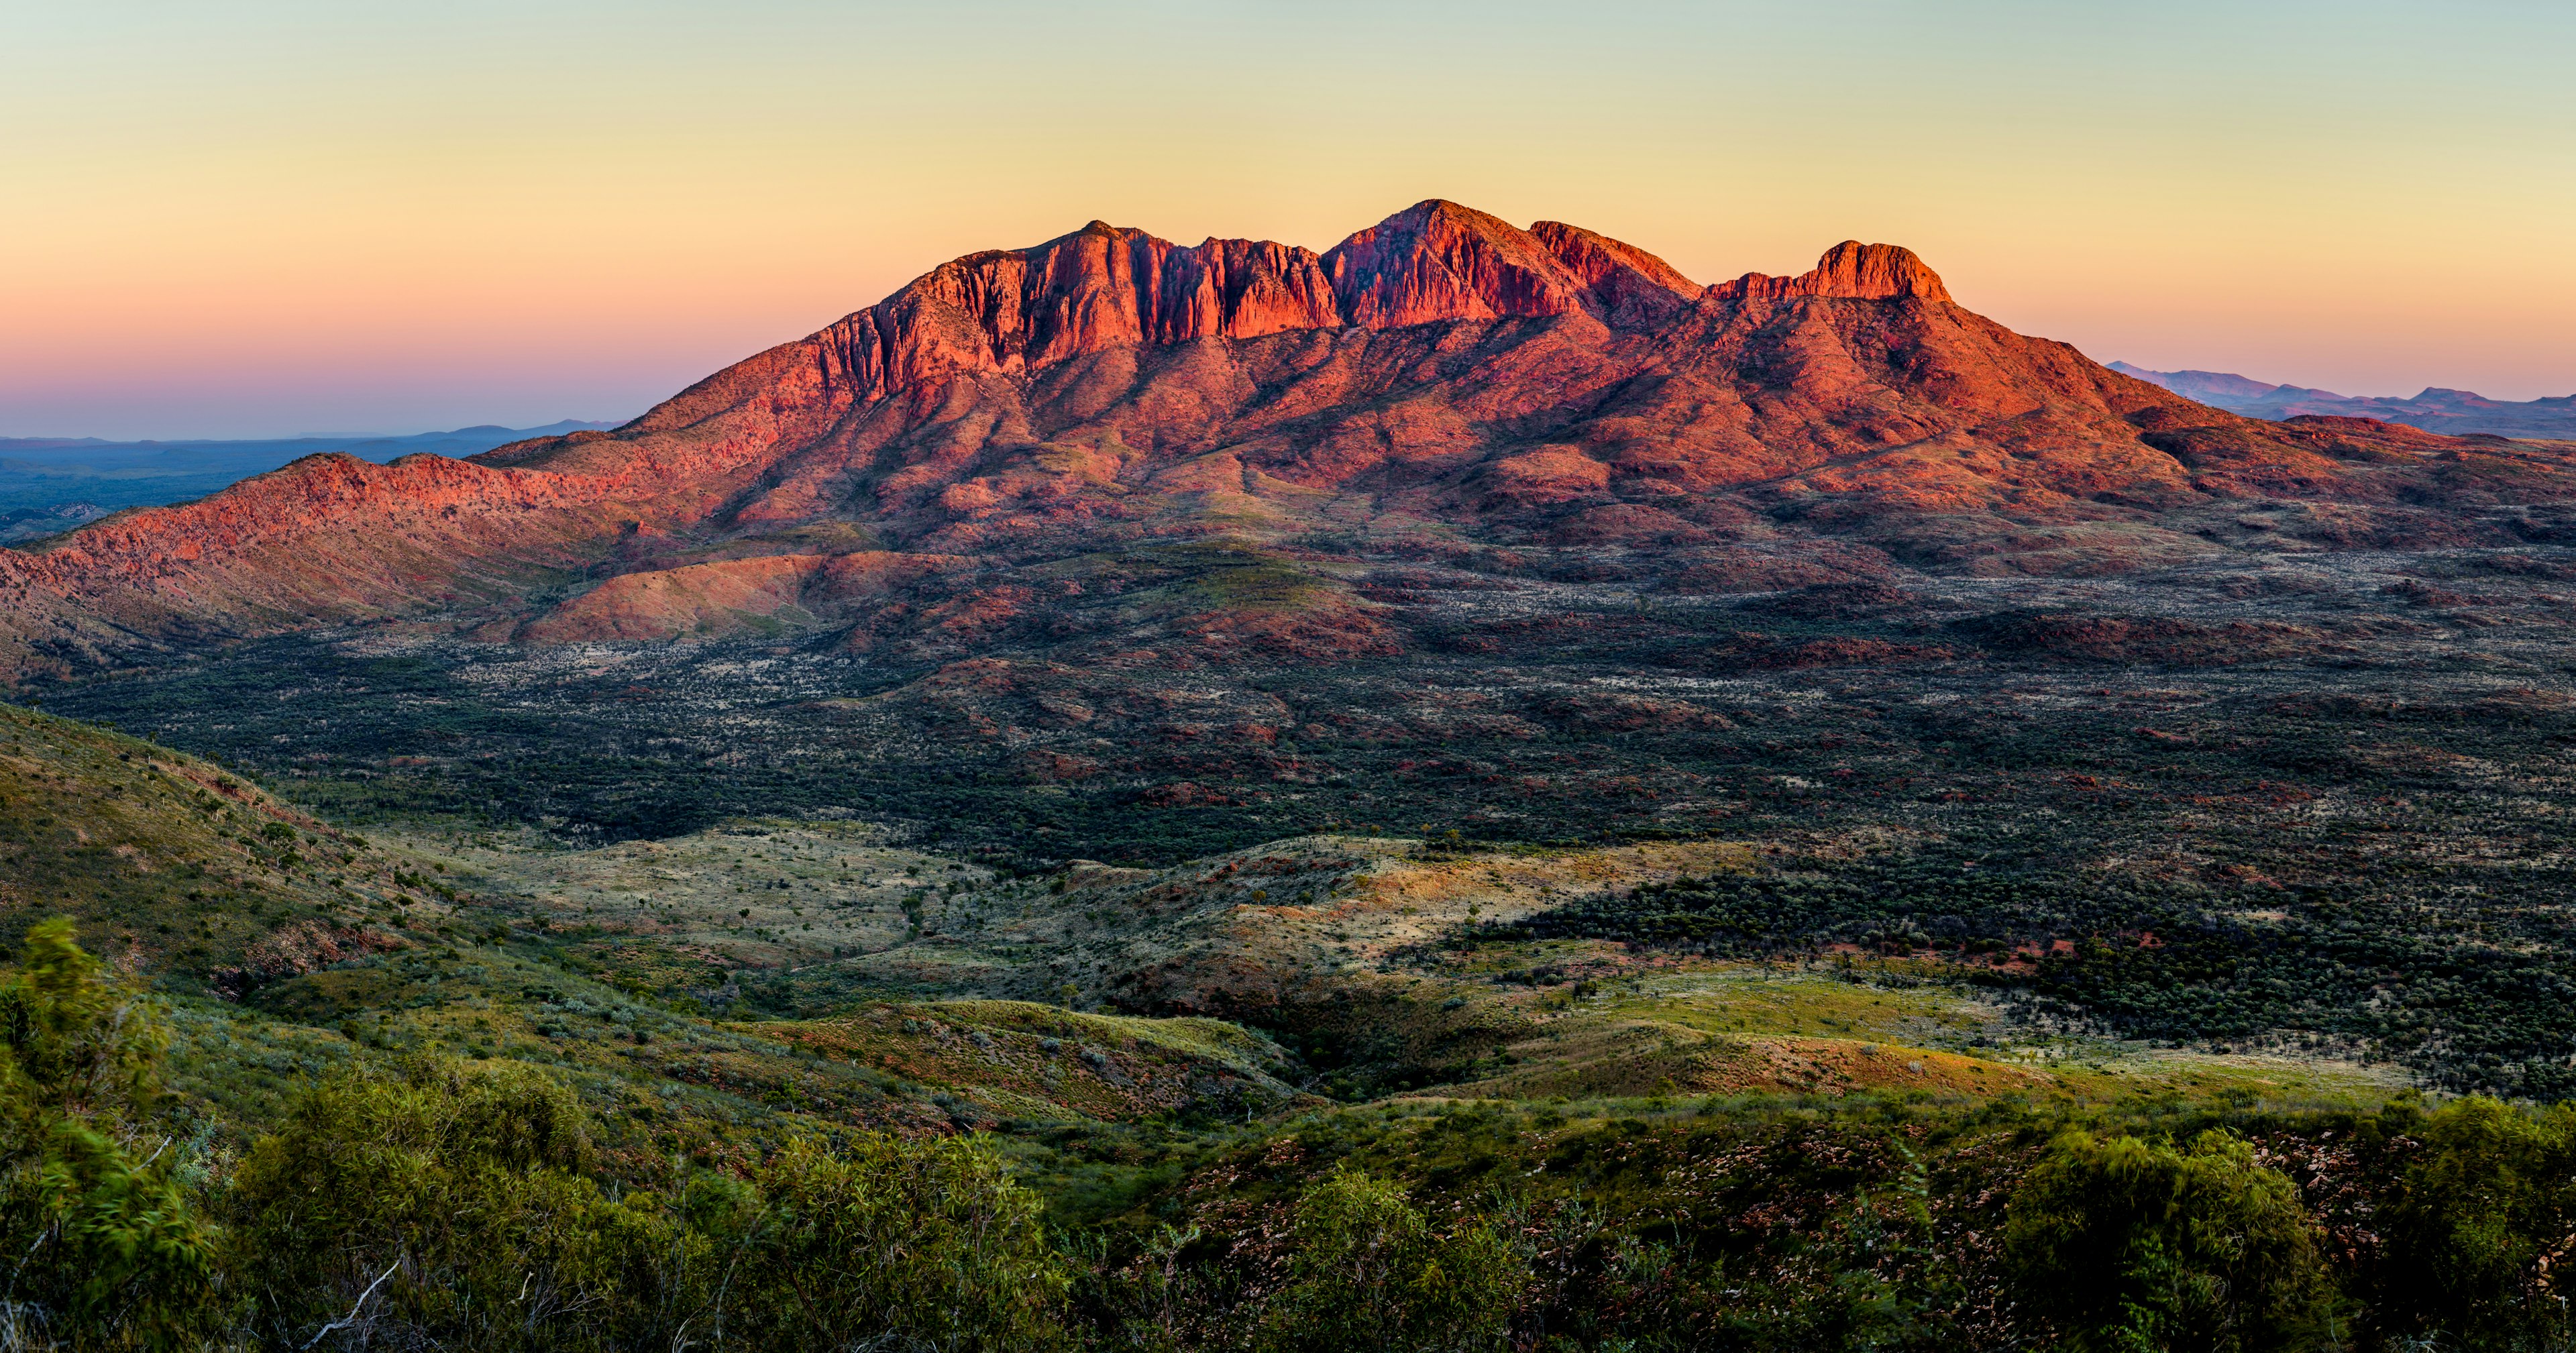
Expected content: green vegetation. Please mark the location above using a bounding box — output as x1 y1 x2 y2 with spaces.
1499 836 2576 1099
2004 1130 2328 1352
1256 1167 1519 1353
729 1134 1067 1352
232 1061 1071 1351
22 561 2576 1351
0 918 219 1350
0 920 1074 1351
232 1056 673 1350
2372 1097 2576 1350
9 912 2576 1350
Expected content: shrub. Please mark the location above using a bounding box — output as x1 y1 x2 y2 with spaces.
2003 1129 2328 1353
727 1132 1071 1352
1260 1167 1523 1353
2375 1097 2576 1350
0 918 222 1351
228 1054 704 1352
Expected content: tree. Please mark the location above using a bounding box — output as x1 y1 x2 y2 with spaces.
1260 1166 1523 1353
2004 1129 2328 1353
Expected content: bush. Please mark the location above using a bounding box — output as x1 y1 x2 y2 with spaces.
1260 1167 1523 1353
2003 1130 2328 1353
728 1132 1071 1352
228 1054 705 1352
0 918 221 1351
2376 1097 2576 1350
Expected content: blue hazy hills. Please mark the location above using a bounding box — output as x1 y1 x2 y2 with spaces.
2108 362 2576 441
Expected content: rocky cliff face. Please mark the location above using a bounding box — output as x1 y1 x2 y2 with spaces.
815 223 1344 401
1706 240 1953 303
785 200 1704 409
490 199 1709 488
3 199 2569 678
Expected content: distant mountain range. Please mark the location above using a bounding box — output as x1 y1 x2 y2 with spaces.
0 420 624 529
2108 362 2576 440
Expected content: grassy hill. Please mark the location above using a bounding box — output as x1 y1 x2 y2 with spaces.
0 701 453 983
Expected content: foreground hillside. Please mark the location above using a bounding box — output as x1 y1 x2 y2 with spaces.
3 710 2573 1351
0 700 439 986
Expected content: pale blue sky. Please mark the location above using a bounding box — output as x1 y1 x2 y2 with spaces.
4 1 2571 437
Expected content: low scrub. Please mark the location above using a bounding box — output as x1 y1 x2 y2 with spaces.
10 920 2576 1350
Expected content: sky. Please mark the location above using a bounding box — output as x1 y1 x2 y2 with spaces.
3 1 2572 439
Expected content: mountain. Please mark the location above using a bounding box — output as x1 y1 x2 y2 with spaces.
5 199 2565 683
0 419 624 519
467 200 2332 539
12 197 2576 883
2108 361 2576 439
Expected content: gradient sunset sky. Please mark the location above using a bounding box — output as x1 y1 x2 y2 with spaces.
5 1 2572 439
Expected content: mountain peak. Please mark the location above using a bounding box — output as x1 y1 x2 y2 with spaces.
1709 241 1952 303
1318 200 1703 330
751 202 1731 415
1322 199 1597 327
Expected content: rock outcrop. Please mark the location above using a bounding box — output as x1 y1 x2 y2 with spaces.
1707 241 1953 303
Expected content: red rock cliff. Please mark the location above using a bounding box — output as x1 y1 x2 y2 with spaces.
1707 241 1953 303
605 201 1707 431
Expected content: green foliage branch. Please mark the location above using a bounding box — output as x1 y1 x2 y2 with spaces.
0 918 222 1352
